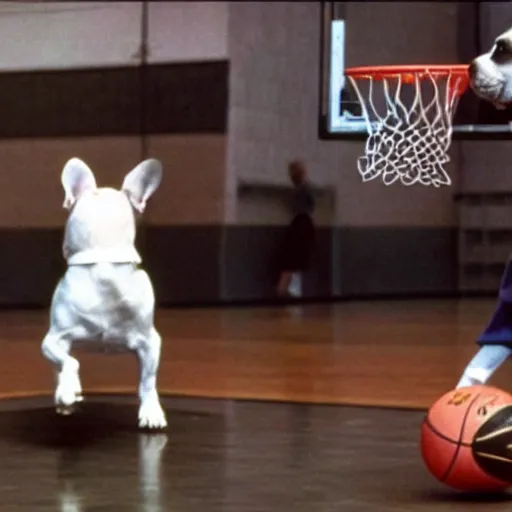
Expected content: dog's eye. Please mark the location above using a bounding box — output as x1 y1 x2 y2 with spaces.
494 41 507 56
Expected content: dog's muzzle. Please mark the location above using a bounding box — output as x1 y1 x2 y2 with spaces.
468 59 508 109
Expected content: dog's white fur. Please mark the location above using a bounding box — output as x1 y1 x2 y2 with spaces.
41 158 167 429
470 27 512 108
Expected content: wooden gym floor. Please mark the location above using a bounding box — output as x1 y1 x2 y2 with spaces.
0 299 510 510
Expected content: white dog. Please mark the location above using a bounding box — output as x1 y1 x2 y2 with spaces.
469 26 512 109
41 157 167 429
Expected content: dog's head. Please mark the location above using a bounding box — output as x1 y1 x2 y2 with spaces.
469 27 512 109
61 158 162 260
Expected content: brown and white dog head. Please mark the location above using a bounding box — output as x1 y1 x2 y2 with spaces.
469 26 512 109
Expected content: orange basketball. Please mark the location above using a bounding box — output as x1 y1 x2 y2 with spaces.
421 385 512 492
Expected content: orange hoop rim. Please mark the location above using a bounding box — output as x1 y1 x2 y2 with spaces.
344 64 468 79
345 64 469 96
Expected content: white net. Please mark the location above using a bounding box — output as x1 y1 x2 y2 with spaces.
346 71 464 188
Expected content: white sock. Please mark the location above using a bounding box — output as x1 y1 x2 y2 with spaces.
456 367 492 389
288 273 302 297
456 345 512 389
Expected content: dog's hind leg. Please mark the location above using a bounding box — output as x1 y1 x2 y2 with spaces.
41 331 83 415
135 327 167 429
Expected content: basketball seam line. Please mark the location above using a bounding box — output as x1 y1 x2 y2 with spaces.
437 393 481 483
423 417 471 447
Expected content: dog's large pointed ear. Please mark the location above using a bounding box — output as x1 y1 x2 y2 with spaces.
61 158 97 210
122 159 163 213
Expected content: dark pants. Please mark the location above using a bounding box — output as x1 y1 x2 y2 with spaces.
280 214 315 272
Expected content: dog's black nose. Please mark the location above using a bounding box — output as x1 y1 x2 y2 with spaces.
468 61 478 79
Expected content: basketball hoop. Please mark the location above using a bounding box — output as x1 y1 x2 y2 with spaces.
344 64 469 187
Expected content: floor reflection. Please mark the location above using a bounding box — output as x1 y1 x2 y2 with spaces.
57 432 168 512
0 395 509 511
0 396 226 511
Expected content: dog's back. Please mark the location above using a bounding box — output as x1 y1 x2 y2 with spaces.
55 261 155 349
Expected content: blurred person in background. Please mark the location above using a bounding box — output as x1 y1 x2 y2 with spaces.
277 160 316 298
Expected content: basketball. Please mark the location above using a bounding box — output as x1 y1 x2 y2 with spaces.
421 385 512 492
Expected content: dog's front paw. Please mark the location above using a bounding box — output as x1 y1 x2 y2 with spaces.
138 399 167 430
55 389 83 416
55 361 83 415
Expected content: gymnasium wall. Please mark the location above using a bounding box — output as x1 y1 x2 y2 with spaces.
223 2 461 300
0 2 229 306
0 1 493 307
